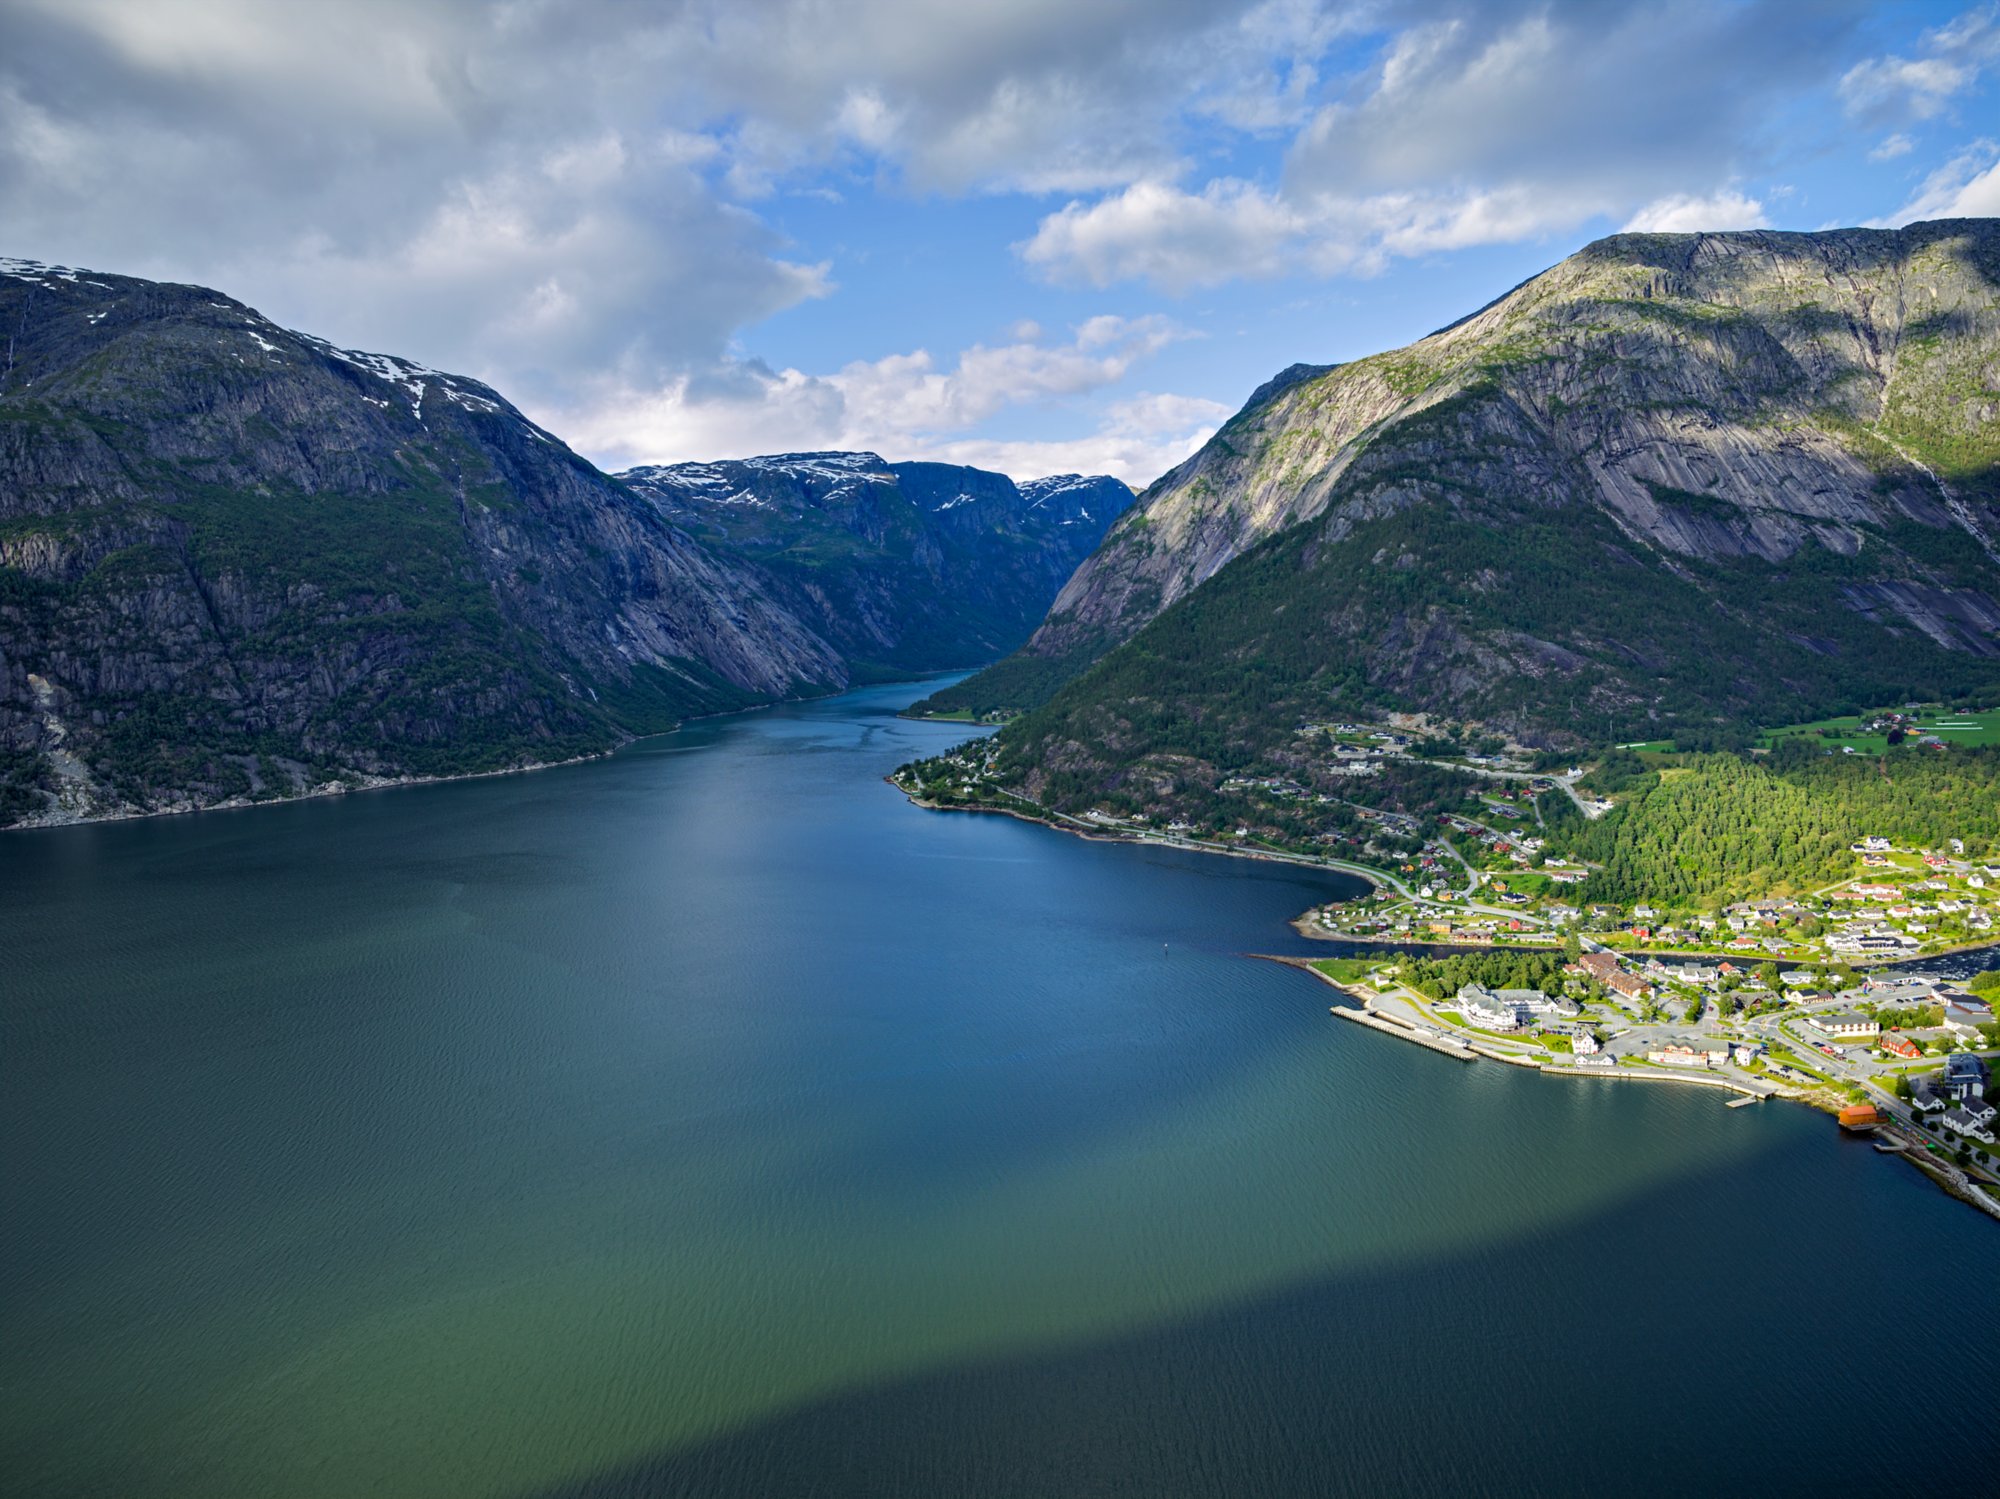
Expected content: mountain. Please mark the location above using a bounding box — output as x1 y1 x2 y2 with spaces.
930 221 2000 812
0 260 1119 826
619 454 1130 678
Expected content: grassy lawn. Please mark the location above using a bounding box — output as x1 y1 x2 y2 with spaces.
1759 705 2000 755
1912 708 2000 745
1309 957 1383 985
1433 1009 1544 1043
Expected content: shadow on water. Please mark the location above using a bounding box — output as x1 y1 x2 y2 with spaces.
528 1135 1999 1499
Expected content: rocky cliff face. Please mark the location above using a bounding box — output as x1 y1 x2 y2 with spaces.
0 262 841 824
953 220 2000 730
619 454 1129 675
953 221 2000 810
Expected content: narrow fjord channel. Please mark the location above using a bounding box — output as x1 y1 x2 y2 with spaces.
4 678 1995 1499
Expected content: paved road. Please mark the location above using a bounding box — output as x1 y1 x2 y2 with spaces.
1395 756 1607 820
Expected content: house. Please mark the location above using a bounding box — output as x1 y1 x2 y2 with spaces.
1940 1052 1990 1103
1502 988 1581 1020
1572 1028 1601 1055
1808 1010 1880 1040
1941 1098 1997 1144
1649 1042 1728 1069
1912 1076 1946 1113
1942 999 1994 1039
1852 837 1892 853
1457 984 1528 1031
1779 970 1818 988
1605 971 1652 1003
1578 951 1621 981
1879 1034 1922 1061
1574 1052 1614 1069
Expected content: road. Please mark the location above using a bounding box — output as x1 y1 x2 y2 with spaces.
1395 755 1607 820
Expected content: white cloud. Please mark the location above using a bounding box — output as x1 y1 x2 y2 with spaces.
1021 1 1857 293
909 392 1233 487
1620 190 1771 234
548 315 1200 481
0 0 1962 475
1020 179 1309 292
1286 3 1850 202
1870 132 1917 160
549 318 1209 487
1839 4 2000 124
1877 139 2000 223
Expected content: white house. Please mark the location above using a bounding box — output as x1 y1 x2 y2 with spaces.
1649 1043 1728 1069
1808 1011 1881 1039
1456 984 1525 1031
1941 1099 1997 1144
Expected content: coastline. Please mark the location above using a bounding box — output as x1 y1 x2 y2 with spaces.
901 787 2000 974
1262 953 2000 1222
1261 954 1777 1101
895 786 1400 886
3 672 924 836
4 749 615 835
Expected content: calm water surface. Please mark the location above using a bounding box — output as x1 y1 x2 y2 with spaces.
3 679 1996 1499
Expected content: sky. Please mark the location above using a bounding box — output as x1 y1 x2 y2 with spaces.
3 0 1998 487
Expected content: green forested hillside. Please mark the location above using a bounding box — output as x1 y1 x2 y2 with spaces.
1553 746 2000 906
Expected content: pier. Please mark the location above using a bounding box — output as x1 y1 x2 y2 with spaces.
1328 1003 1476 1061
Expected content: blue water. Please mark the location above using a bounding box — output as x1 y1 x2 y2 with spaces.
2 678 1995 1498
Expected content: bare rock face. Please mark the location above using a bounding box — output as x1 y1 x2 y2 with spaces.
953 221 2000 730
0 260 860 825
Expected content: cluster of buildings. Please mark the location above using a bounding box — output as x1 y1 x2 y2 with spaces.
1912 1054 1996 1143
1455 982 1581 1031
1644 1039 1762 1070
1576 949 1653 1004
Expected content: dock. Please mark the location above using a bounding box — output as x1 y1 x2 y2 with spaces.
1328 1004 1476 1061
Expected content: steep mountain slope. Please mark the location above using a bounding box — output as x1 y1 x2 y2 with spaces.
951 220 2000 810
938 220 2000 733
620 454 1129 676
0 259 859 825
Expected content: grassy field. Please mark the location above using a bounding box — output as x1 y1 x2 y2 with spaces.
1760 705 2000 754
1309 956 1384 984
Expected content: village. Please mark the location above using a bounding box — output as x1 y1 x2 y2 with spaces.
1310 828 2000 964
894 719 2000 1216
1296 937 2000 1217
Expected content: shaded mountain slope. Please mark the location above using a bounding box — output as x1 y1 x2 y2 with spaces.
620 454 1129 677
0 266 880 822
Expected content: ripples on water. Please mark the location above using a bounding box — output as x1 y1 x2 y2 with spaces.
2 679 1996 1499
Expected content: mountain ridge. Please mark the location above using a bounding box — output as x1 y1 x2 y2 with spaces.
0 258 1122 826
619 452 1130 677
922 219 2000 814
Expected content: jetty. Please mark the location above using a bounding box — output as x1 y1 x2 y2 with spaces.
1328 1003 1475 1061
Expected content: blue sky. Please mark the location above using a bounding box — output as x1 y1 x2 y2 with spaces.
4 0 1998 484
